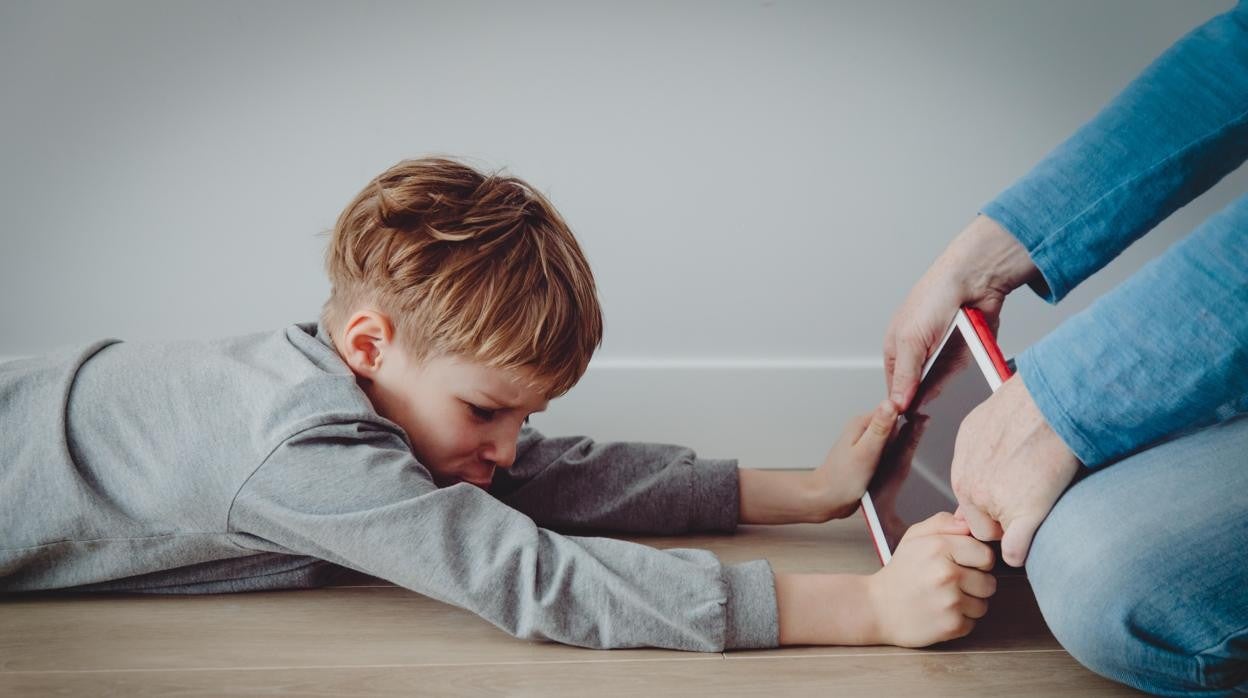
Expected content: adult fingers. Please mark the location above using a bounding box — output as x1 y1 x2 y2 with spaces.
889 336 926 411
959 568 998 599
956 504 1004 543
1001 512 1045 568
945 534 996 572
883 335 897 398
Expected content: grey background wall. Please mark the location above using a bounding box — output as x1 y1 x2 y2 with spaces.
3 0 1243 468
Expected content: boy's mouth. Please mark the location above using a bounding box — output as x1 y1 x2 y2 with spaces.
461 467 495 488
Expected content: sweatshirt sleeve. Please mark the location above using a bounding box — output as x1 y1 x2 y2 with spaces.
1016 195 1248 467
981 1 1248 303
487 426 741 534
227 418 778 651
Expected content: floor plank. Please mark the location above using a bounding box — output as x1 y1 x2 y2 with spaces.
0 587 704 672
1 517 1116 695
0 651 1144 697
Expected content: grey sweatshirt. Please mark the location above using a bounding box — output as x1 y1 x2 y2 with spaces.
0 322 779 651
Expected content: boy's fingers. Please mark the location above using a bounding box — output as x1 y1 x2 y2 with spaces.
853 400 898 450
959 594 989 620
903 511 968 541
1001 513 1044 568
840 412 873 442
946 535 995 572
959 568 998 599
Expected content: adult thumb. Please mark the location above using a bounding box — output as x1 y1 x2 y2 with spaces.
890 339 924 411
1001 513 1044 568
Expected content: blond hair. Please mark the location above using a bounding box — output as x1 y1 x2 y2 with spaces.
322 157 603 398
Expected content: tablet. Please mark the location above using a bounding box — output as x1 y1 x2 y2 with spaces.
861 307 1014 566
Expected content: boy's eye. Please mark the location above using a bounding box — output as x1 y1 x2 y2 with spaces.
469 404 496 421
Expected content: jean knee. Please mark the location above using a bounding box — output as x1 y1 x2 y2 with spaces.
1027 502 1245 696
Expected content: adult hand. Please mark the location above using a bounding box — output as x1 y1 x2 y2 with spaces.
950 373 1082 567
883 215 1040 411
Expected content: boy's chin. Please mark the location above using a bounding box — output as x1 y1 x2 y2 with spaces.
432 473 492 489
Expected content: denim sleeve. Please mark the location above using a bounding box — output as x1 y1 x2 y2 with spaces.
490 426 741 534
982 1 1248 303
1017 196 1248 467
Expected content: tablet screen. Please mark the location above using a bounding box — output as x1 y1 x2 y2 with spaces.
866 324 993 555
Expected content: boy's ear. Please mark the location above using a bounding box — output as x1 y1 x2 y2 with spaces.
341 310 395 378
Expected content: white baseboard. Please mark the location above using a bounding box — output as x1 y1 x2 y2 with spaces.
529 362 886 470
0 353 887 470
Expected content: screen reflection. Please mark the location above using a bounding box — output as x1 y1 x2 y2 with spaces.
868 327 993 553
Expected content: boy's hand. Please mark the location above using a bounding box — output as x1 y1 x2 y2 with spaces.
807 400 898 520
866 512 997 647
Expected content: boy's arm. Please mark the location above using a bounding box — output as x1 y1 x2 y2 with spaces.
501 401 895 531
738 401 897 524
490 426 743 533
228 418 778 651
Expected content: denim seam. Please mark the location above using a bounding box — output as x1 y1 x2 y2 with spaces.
1193 623 1248 690
1027 106 1248 293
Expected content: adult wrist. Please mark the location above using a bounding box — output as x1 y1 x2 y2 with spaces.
951 214 1042 297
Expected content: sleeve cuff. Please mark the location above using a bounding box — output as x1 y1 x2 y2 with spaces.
721 559 780 650
980 202 1066 304
689 458 741 533
1017 349 1106 467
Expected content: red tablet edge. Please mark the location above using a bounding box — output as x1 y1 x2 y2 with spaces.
963 307 1014 381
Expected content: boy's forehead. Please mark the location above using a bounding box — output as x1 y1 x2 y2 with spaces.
448 356 550 408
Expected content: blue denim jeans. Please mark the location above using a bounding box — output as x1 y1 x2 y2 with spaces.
1027 413 1248 695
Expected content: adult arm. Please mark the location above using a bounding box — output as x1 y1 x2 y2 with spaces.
1017 195 1248 466
887 3 1248 410
982 1 1248 304
951 203 1247 565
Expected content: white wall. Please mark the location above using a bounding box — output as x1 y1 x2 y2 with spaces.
2 1 1242 468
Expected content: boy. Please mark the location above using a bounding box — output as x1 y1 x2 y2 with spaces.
0 157 995 651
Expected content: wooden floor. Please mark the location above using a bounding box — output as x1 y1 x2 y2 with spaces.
0 518 1143 696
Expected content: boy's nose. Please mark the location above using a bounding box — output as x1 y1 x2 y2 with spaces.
482 439 517 469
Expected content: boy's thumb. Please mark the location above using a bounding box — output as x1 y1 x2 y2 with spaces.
856 400 897 448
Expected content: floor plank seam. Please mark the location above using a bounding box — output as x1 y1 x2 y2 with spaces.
723 648 1069 661
0 648 1072 675
0 656 725 675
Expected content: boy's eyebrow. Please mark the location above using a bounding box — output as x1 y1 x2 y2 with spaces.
475 392 549 413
